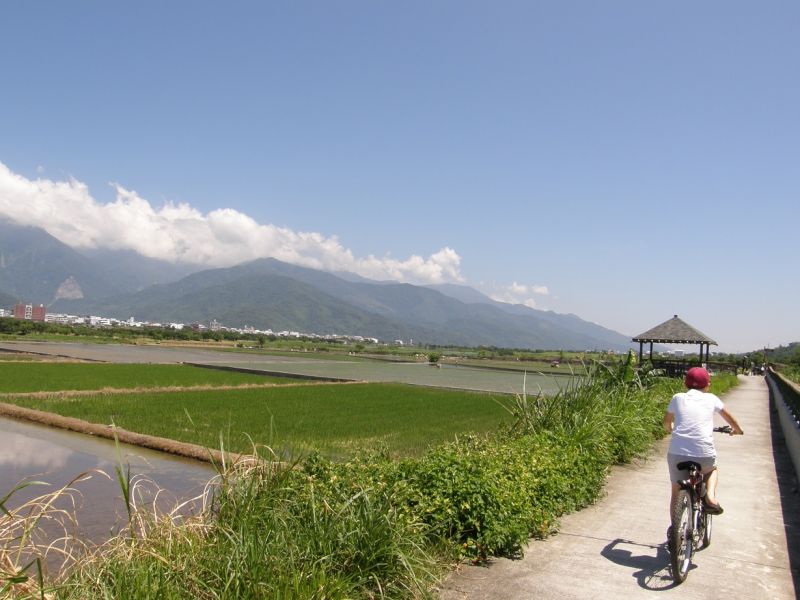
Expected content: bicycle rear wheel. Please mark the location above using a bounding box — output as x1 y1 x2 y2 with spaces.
670 490 693 583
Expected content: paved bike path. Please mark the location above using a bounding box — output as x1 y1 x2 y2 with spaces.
440 376 800 599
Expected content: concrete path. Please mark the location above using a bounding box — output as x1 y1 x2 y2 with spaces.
440 376 800 599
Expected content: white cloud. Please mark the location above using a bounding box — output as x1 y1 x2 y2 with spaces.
0 434 70 471
488 281 550 309
0 162 464 284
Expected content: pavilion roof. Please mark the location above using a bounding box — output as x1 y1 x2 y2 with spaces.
632 315 717 345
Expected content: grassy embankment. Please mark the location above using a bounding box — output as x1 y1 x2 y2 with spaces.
1 362 738 599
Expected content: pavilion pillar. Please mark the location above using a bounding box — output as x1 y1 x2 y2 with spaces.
649 341 653 361
638 341 643 363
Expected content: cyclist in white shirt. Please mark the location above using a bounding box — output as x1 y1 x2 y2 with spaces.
664 367 743 515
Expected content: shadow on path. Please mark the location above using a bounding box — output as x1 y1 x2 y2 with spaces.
601 538 682 591
768 385 800 599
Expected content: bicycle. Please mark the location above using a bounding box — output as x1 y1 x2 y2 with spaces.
668 425 733 583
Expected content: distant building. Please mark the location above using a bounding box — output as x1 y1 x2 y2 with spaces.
13 303 46 322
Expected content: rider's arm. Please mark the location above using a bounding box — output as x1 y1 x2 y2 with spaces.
663 411 674 434
719 408 744 435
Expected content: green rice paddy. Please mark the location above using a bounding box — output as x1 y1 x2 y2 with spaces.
1 362 513 458
0 363 292 393
8 384 512 458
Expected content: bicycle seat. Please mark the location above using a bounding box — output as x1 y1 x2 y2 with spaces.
677 461 701 471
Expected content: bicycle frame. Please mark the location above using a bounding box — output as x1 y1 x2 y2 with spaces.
677 462 708 550
669 425 730 583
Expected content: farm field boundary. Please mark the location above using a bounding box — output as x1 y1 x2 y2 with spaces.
0 380 351 401
183 361 357 383
0 401 234 464
449 361 580 376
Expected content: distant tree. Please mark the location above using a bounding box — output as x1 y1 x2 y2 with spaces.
428 352 441 364
789 346 800 366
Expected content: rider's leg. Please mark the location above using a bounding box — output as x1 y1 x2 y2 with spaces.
670 482 681 513
704 467 719 505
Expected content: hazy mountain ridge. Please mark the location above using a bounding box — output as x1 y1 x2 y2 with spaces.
0 219 194 305
0 289 17 307
0 219 117 304
427 283 631 347
3 221 635 350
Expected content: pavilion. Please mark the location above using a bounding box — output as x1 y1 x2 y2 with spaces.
632 315 717 365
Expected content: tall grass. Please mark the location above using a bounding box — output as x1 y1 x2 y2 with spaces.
0 474 102 599
49 452 439 600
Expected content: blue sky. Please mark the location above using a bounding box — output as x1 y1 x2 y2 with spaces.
1 2 798 352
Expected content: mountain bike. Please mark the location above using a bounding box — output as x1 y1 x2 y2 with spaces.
668 425 733 583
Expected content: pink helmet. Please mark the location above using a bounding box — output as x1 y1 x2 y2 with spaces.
684 367 710 390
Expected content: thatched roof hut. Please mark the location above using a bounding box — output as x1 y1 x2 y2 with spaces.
632 315 717 363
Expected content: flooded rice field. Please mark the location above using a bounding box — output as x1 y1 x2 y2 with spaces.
0 415 214 545
0 341 571 395
0 340 572 548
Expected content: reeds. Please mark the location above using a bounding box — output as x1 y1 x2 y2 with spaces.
0 474 100 599
37 452 437 599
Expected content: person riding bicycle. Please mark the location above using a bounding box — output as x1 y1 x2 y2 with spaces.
664 367 743 515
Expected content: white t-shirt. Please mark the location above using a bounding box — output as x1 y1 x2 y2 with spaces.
667 389 725 457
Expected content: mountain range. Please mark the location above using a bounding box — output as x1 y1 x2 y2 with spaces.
0 219 635 351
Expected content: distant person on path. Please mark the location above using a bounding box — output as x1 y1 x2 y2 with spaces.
663 367 743 515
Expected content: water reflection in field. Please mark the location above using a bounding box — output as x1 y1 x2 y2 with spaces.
0 417 213 545
218 360 571 395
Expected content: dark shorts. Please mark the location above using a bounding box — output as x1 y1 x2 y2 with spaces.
667 453 717 483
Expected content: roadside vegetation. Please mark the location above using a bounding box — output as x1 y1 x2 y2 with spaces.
782 366 800 385
773 346 800 385
1 358 738 599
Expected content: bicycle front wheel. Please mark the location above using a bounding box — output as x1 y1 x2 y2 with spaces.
670 490 693 583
